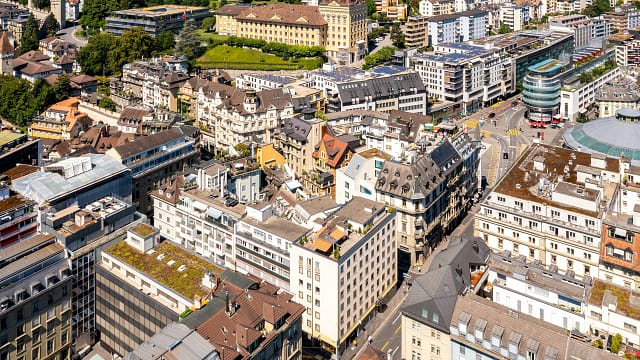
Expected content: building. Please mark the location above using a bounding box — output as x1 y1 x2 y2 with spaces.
304 132 360 199
195 84 295 153
499 3 527 31
375 0 407 19
278 109 326 175
587 280 640 347
106 5 211 37
28 97 91 141
214 4 243 36
255 143 285 170
0 131 41 173
405 16 430 48
522 59 566 125
106 127 199 214
289 197 397 353
0 182 36 248
475 144 620 281
12 154 132 211
559 65 620 122
608 32 640 68
425 10 488 46
0 233 74 360
418 0 458 17
38 37 79 72
126 323 220 360
549 14 611 49
97 226 221 355
361 110 434 158
0 30 13 75
13 50 64 82
604 4 640 33
235 202 309 292
487 251 591 333
412 43 510 116
318 0 368 65
236 73 297 92
310 64 427 115
449 294 617 360
595 76 640 117
400 237 490 360
335 148 391 205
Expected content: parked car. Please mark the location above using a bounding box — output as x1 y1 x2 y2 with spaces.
488 112 496 118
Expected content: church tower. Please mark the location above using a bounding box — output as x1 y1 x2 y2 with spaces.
0 32 14 76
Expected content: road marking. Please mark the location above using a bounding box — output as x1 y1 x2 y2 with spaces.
465 119 479 129
393 346 400 356
392 313 401 324
394 325 401 334
381 341 390 351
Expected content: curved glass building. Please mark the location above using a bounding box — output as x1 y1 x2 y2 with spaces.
522 59 565 126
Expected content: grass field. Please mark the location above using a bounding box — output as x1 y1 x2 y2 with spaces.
197 45 323 71
196 30 229 43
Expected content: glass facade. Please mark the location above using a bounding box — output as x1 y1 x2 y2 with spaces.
522 59 565 122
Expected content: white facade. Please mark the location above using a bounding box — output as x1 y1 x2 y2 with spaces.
549 15 612 49
335 153 385 205
560 67 621 122
499 4 524 31
401 316 450 360
587 281 640 347
428 16 458 46
418 0 454 17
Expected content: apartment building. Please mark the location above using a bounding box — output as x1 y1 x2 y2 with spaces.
0 182 36 248
335 148 391 205
0 132 40 173
413 43 509 115
499 3 527 31
604 4 640 33
405 16 430 48
595 76 640 117
427 14 458 45
587 280 640 348
289 197 396 353
549 14 611 49
106 5 210 37
235 202 309 292
0 233 74 360
318 0 368 65
236 73 297 92
425 10 488 46
195 84 295 153
361 110 434 158
475 144 621 281
28 97 91 141
487 251 591 333
400 237 490 360
310 64 427 114
608 29 640 69
278 110 325 175
304 132 360 199
375 0 407 19
418 0 454 17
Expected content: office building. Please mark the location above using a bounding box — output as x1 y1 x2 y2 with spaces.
400 237 490 360
106 5 211 37
0 233 74 360
559 64 620 122
425 10 488 46
0 182 36 248
549 14 611 49
318 0 368 65
522 59 566 125
28 97 91 141
289 197 396 353
475 144 620 280
106 127 199 214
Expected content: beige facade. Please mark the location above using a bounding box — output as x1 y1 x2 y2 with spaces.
239 21 327 47
319 0 368 64
405 16 430 48
401 316 451 360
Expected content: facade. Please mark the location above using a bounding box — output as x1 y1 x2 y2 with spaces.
609 32 640 68
548 14 611 49
278 111 326 175
475 144 621 281
375 0 407 19
28 97 91 141
596 76 640 117
499 3 526 31
405 16 430 48
400 237 490 360
106 127 200 214
106 5 210 37
0 182 37 248
236 73 297 92
587 280 640 347
305 132 359 199
310 64 427 115
604 4 640 33
487 251 590 333
361 110 434 158
560 66 620 122
425 10 488 46
413 43 510 115
318 0 368 65
522 59 565 125
0 233 74 360
418 0 454 17
289 197 397 352
335 148 391 205
0 134 40 173
427 14 459 46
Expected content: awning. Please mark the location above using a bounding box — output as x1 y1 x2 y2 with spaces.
615 228 627 238
315 239 333 252
424 123 434 130
206 207 222 220
614 248 625 257
193 201 207 212
285 179 302 191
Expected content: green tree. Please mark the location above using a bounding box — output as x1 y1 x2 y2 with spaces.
53 74 70 101
44 13 60 37
366 0 376 16
20 15 39 54
155 31 175 53
77 32 117 75
201 17 216 32
579 72 593 83
32 0 50 9
363 46 395 69
498 22 512 34
0 76 57 128
175 20 201 59
611 333 622 354
583 0 612 17
390 22 404 48
98 97 117 111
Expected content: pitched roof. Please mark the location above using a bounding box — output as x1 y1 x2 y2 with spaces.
111 127 185 159
19 61 58 76
281 117 312 142
0 31 13 53
17 50 50 62
313 133 353 168
236 3 327 27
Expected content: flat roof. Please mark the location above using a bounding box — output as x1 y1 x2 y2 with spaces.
106 240 222 300
0 193 29 213
589 280 640 320
113 5 208 16
131 223 157 237
241 216 308 242
0 132 24 147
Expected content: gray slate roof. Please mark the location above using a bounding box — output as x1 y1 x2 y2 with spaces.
337 72 426 106
125 323 219 360
281 117 312 142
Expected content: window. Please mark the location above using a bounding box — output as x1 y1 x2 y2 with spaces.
498 239 503 248
626 250 633 262
47 339 54 354
345 181 350 189
32 348 39 360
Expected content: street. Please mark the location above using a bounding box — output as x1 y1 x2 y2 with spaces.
57 23 88 48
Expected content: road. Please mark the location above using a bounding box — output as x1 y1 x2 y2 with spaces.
57 24 88 48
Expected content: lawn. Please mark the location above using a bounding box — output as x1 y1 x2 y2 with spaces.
196 29 229 43
197 45 324 71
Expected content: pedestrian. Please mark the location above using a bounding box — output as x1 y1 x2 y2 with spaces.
368 336 373 346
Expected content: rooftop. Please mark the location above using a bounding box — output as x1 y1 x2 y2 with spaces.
131 223 157 237
241 215 308 242
106 240 223 300
358 148 392 160
589 280 640 320
112 5 208 16
0 191 29 214
0 131 25 148
126 323 217 360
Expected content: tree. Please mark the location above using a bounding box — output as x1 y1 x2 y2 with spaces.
498 22 512 34
390 22 404 48
0 76 57 128
366 0 376 16
175 20 201 59
32 0 50 9
20 15 39 54
105 27 154 74
77 32 116 75
44 13 60 37
154 31 175 53
201 17 216 32
583 0 612 17
611 333 622 354
98 97 117 111
579 72 593 84
53 74 70 101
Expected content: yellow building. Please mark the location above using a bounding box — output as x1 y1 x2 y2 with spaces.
319 0 368 64
255 143 285 170
28 97 91 140
376 0 408 19
216 4 327 46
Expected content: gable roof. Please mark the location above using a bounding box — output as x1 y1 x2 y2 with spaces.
111 127 184 159
281 117 312 142
313 133 353 168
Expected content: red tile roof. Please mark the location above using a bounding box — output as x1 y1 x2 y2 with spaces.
0 31 13 53
313 133 353 168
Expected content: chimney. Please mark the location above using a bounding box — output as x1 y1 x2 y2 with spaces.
472 240 479 254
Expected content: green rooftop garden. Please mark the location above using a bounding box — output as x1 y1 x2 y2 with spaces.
589 280 640 320
107 240 223 300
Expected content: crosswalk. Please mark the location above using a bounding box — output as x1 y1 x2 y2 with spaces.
464 119 479 129
507 128 521 136
481 130 492 137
